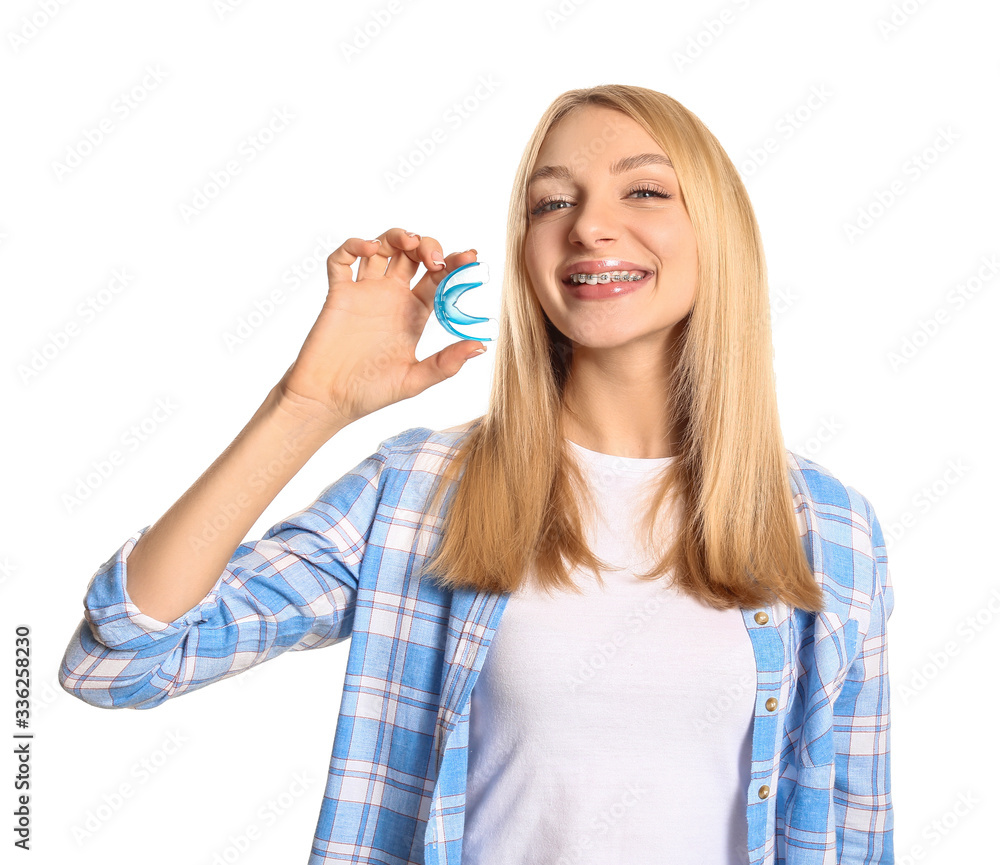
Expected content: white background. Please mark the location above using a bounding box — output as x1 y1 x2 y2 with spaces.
3 0 998 862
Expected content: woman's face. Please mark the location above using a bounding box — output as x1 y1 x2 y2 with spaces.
524 105 698 351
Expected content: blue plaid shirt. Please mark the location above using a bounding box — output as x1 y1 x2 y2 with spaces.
60 423 893 864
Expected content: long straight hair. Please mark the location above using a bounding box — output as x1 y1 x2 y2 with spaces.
417 84 824 612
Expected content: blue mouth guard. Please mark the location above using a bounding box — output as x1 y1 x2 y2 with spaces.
433 260 495 342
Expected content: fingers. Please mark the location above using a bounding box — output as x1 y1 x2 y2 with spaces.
356 228 442 282
327 229 435 284
402 337 488 399
385 231 440 281
326 237 380 286
410 248 480 309
327 231 478 298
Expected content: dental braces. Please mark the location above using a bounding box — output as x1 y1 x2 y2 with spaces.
568 271 645 284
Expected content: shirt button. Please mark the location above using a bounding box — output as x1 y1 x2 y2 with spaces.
765 697 778 712
758 785 770 799
754 611 769 625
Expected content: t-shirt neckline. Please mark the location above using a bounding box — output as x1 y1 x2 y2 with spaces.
566 437 675 472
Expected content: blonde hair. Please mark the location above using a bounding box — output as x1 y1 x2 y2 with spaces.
417 84 824 612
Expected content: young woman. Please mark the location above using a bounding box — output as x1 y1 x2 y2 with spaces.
60 84 894 864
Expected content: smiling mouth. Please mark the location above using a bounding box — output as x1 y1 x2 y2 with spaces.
562 271 652 286
563 272 652 299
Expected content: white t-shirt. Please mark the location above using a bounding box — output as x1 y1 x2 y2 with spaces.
463 438 756 864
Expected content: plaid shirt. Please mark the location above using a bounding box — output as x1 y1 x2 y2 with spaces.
60 423 894 864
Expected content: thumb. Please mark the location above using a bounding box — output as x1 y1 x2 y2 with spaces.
403 341 487 396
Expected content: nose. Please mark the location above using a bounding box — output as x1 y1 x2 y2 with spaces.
565 195 620 248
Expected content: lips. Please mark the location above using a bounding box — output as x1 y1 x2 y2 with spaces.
560 259 652 284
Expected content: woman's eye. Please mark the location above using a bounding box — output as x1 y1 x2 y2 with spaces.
529 186 672 217
629 185 672 200
530 197 570 216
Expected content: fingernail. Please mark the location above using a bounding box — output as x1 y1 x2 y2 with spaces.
368 238 382 246
468 347 487 357
466 248 478 254
405 231 420 238
431 252 446 267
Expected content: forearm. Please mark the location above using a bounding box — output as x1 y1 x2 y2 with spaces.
125 384 344 622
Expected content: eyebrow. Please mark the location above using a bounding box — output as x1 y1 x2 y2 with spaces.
527 152 673 186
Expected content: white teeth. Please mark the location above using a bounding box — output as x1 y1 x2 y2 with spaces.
567 270 646 284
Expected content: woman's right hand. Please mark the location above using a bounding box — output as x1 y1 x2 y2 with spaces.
274 227 486 431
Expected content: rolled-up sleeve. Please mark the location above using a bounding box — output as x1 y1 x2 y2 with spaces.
59 443 388 710
832 497 894 864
